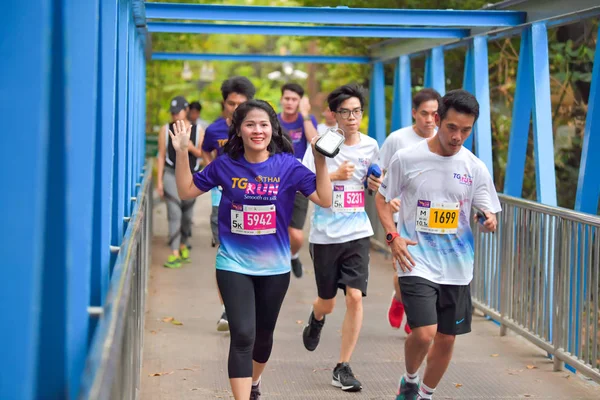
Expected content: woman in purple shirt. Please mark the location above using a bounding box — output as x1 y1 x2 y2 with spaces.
170 99 331 399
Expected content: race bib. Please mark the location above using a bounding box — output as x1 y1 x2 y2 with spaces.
231 204 276 235
415 200 459 234
332 185 365 213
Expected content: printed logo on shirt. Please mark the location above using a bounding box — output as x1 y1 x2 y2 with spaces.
453 173 473 186
231 176 280 201
358 157 371 167
288 128 303 142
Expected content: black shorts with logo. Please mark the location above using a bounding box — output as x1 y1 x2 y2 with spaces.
399 276 472 335
289 192 309 230
309 237 370 300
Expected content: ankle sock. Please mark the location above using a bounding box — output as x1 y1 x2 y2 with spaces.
403 372 419 384
417 382 435 399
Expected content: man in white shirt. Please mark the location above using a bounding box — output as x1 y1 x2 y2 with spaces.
378 89 441 334
375 89 501 400
302 84 382 392
317 106 338 135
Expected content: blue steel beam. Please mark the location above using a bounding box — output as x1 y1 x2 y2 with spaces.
391 55 412 131
145 3 525 27
368 62 386 146
64 0 100 397
472 36 494 175
530 22 557 206
0 1 51 398
462 44 474 151
428 46 446 96
575 25 600 213
504 28 533 197
152 52 370 64
148 22 469 39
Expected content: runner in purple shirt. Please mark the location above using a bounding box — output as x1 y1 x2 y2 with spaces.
170 99 331 400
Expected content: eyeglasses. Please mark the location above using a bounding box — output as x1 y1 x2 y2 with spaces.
335 108 363 119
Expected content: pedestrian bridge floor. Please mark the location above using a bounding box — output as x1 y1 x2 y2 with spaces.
141 194 600 399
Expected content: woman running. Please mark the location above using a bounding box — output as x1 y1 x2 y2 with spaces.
170 99 332 399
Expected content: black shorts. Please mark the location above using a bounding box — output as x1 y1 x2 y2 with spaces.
399 276 472 335
309 237 370 299
289 192 309 230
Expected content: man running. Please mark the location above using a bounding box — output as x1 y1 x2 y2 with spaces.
202 76 256 331
375 89 501 400
277 83 318 278
301 83 381 392
378 88 441 333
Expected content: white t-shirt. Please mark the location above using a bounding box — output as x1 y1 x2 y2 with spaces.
379 140 502 285
378 126 429 170
317 123 338 136
303 133 380 244
378 126 431 222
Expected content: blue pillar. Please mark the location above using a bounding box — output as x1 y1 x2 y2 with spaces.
530 22 557 206
391 55 412 131
0 1 51 398
472 36 494 175
368 61 386 146
429 46 446 96
424 54 431 88
112 0 130 268
504 28 533 197
463 43 474 151
64 1 100 397
575 25 600 213
91 0 118 311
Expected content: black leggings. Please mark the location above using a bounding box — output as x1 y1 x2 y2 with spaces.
216 269 290 378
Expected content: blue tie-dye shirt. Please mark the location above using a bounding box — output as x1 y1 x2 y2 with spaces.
193 152 316 276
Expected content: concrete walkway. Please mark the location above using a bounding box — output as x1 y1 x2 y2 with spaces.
141 193 600 399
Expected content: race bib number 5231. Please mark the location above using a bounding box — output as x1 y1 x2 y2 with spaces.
231 204 276 235
332 185 365 213
415 200 459 234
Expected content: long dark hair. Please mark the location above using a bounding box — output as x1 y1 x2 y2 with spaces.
224 99 294 160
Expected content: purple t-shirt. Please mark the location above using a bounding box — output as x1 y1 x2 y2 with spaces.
278 113 318 161
193 152 316 276
202 117 229 156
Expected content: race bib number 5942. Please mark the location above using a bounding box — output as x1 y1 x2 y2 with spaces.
231 205 276 235
415 200 459 234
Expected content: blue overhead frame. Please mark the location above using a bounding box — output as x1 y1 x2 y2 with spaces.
504 28 533 197
152 52 370 64
148 22 469 39
391 55 412 131
575 25 600 213
1 1 51 398
427 46 446 96
145 3 525 26
530 22 558 206
368 62 386 146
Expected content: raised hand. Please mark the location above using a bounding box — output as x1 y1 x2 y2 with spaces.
168 119 191 152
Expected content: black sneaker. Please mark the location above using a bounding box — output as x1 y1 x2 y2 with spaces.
250 381 261 400
331 362 362 392
302 310 325 351
291 257 303 278
216 311 229 332
395 377 419 400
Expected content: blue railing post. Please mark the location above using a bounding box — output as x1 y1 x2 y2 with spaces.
575 25 600 213
368 61 386 146
504 28 533 197
391 55 412 132
0 1 52 398
429 46 446 96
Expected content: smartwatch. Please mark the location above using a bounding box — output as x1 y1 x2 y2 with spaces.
386 232 400 245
